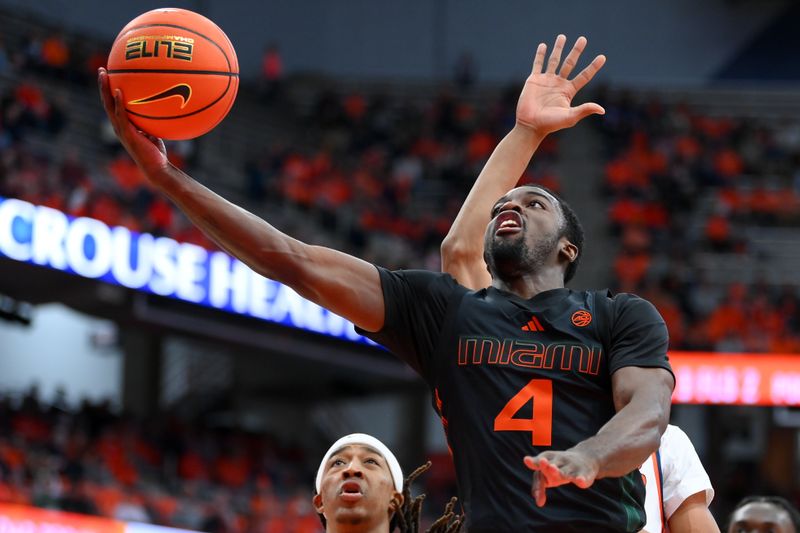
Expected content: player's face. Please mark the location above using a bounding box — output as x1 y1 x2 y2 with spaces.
484 186 566 278
313 444 402 530
728 502 797 533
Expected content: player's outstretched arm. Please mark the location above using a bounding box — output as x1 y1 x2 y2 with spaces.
98 68 385 332
440 35 605 289
525 366 674 506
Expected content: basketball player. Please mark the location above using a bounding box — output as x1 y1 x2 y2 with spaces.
98 33 673 531
314 433 461 532
727 496 800 533
437 36 717 532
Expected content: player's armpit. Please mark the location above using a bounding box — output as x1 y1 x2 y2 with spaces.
667 492 721 533
440 241 492 290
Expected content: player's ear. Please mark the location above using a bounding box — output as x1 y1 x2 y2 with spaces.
559 238 578 264
313 493 324 515
388 491 404 515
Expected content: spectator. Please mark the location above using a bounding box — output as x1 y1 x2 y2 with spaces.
260 43 283 103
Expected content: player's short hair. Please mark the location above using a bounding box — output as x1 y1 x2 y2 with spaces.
524 185 584 284
729 495 800 530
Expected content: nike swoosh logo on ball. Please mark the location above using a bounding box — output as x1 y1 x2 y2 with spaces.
128 84 192 108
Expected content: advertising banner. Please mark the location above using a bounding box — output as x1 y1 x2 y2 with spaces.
0 196 369 344
670 352 800 406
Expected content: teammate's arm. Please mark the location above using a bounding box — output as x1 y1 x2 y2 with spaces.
98 68 385 332
667 492 720 533
440 34 605 289
525 366 674 506
661 425 718 532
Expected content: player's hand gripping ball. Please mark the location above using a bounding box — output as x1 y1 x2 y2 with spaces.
106 8 239 140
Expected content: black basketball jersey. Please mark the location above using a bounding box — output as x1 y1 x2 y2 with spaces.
358 268 673 532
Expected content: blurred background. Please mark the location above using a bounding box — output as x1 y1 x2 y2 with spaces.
0 0 799 530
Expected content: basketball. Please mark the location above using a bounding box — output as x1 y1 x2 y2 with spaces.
106 8 239 140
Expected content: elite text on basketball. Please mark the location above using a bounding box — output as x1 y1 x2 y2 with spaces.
125 36 194 61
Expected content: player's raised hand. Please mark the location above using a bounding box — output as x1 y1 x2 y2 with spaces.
98 67 169 175
524 450 600 507
516 34 606 136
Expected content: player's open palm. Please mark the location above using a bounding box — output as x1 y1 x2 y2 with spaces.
98 67 169 175
524 450 600 507
516 34 606 135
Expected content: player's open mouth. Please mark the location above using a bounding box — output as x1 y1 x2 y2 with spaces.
339 481 364 502
494 211 523 236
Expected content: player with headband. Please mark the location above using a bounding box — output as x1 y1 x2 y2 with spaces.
314 433 461 532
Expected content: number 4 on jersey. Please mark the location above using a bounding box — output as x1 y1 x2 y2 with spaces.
494 379 553 446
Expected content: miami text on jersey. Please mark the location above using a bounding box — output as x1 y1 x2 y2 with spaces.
457 336 602 375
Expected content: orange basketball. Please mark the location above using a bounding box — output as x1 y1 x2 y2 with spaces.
106 8 239 140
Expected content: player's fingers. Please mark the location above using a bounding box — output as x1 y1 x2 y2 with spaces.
113 89 133 129
533 457 556 482
113 89 142 143
531 470 540 499
113 89 125 121
154 137 168 155
98 69 116 120
574 476 593 489
571 54 606 92
532 472 548 506
537 456 556 475
546 34 566 74
537 483 547 507
569 102 605 125
144 132 166 150
524 456 542 471
558 35 586 78
541 460 567 486
531 42 547 74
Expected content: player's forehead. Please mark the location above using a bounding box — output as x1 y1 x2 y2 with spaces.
327 444 386 466
494 186 561 209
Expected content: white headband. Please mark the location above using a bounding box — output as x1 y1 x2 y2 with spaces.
315 433 403 493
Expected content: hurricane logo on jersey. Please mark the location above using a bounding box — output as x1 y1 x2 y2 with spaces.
571 310 592 327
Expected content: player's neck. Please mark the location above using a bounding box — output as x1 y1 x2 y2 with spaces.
491 268 565 300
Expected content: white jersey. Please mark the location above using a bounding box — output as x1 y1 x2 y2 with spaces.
639 424 714 533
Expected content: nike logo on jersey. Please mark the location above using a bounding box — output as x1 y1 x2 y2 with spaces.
521 315 545 332
128 83 192 108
